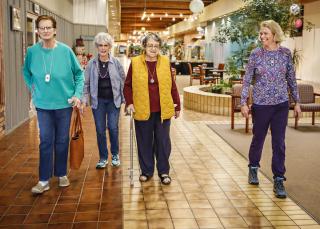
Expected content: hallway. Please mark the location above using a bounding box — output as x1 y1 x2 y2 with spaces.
0 99 319 228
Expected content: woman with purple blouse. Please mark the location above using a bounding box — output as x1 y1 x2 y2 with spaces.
240 20 301 198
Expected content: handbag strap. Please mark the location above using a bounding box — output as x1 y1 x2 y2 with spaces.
71 108 83 136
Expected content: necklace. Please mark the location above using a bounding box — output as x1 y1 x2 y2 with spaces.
41 50 54 83
97 61 109 78
146 62 157 84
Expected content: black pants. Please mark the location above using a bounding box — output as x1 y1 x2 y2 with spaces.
134 112 171 176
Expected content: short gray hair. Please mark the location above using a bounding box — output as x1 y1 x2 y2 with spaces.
141 32 162 48
94 32 113 47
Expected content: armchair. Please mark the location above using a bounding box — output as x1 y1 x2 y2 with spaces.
188 63 201 86
295 84 320 128
231 84 253 133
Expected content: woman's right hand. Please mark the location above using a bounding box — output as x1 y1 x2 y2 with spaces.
126 104 135 114
241 104 250 118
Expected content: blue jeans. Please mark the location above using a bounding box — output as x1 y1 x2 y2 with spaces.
36 107 72 181
92 98 120 161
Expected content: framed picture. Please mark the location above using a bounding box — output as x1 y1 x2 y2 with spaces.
11 6 22 31
33 3 40 15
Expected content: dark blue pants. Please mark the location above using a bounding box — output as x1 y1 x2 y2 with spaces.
36 107 72 181
248 101 289 178
134 112 171 176
92 98 120 161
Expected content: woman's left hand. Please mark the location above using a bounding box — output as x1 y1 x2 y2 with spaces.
294 103 302 120
68 96 81 108
175 110 180 119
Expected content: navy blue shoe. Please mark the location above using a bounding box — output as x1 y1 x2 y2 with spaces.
248 166 259 185
273 177 287 199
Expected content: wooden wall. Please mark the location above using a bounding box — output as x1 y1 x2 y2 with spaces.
0 1 5 138
74 24 107 55
2 0 30 134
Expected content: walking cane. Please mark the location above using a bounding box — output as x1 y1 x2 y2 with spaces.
129 110 134 187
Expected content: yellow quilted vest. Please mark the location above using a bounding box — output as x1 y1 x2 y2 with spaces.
131 54 175 121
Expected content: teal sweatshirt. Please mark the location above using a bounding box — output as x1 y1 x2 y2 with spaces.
23 41 84 109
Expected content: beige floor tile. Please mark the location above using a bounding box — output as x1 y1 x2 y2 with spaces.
189 199 212 209
262 210 287 216
209 199 233 208
265 215 292 221
145 201 168 210
148 218 174 229
205 192 228 200
196 218 223 228
164 192 187 201
230 199 255 208
143 193 166 202
172 218 199 229
299 226 320 229
220 217 248 228
237 207 263 217
274 226 300 229
123 220 148 229
123 201 146 211
167 200 190 209
123 210 147 220
214 207 240 217
243 216 272 227
146 209 171 219
122 194 144 203
270 220 297 226
293 219 319 225
170 208 194 218
192 208 217 218
289 215 314 220
185 192 209 200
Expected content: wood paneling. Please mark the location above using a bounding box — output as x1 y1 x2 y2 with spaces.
0 0 5 138
120 0 216 34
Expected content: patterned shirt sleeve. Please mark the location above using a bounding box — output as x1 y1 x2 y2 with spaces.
240 50 256 105
284 48 300 103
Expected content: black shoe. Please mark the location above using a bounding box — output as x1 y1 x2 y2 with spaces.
273 177 287 198
248 166 259 185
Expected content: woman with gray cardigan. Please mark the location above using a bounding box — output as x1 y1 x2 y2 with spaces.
82 32 126 169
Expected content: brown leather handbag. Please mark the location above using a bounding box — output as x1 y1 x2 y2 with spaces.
69 108 84 169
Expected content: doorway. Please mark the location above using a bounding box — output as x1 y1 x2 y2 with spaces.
26 13 38 117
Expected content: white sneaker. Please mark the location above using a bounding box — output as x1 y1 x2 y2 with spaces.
31 182 50 194
59 176 70 187
96 159 108 169
111 155 120 167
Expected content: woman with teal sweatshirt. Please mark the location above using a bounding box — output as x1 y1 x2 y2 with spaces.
23 15 84 194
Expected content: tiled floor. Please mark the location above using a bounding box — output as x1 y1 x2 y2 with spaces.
121 107 320 229
0 75 319 228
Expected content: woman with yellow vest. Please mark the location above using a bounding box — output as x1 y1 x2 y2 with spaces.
124 33 180 185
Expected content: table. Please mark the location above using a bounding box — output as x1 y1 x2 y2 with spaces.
209 69 227 80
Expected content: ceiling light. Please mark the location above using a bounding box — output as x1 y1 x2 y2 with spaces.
165 13 168 17
180 13 183 17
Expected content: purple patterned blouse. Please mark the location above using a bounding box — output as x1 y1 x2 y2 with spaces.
240 46 300 106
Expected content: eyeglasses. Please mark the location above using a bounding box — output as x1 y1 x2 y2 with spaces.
98 44 110 47
146 44 160 49
38 26 54 32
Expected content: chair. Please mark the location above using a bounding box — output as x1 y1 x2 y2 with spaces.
211 63 225 83
231 84 253 133
188 63 201 85
198 65 218 85
294 84 320 128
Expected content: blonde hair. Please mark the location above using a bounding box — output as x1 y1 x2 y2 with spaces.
260 20 285 44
